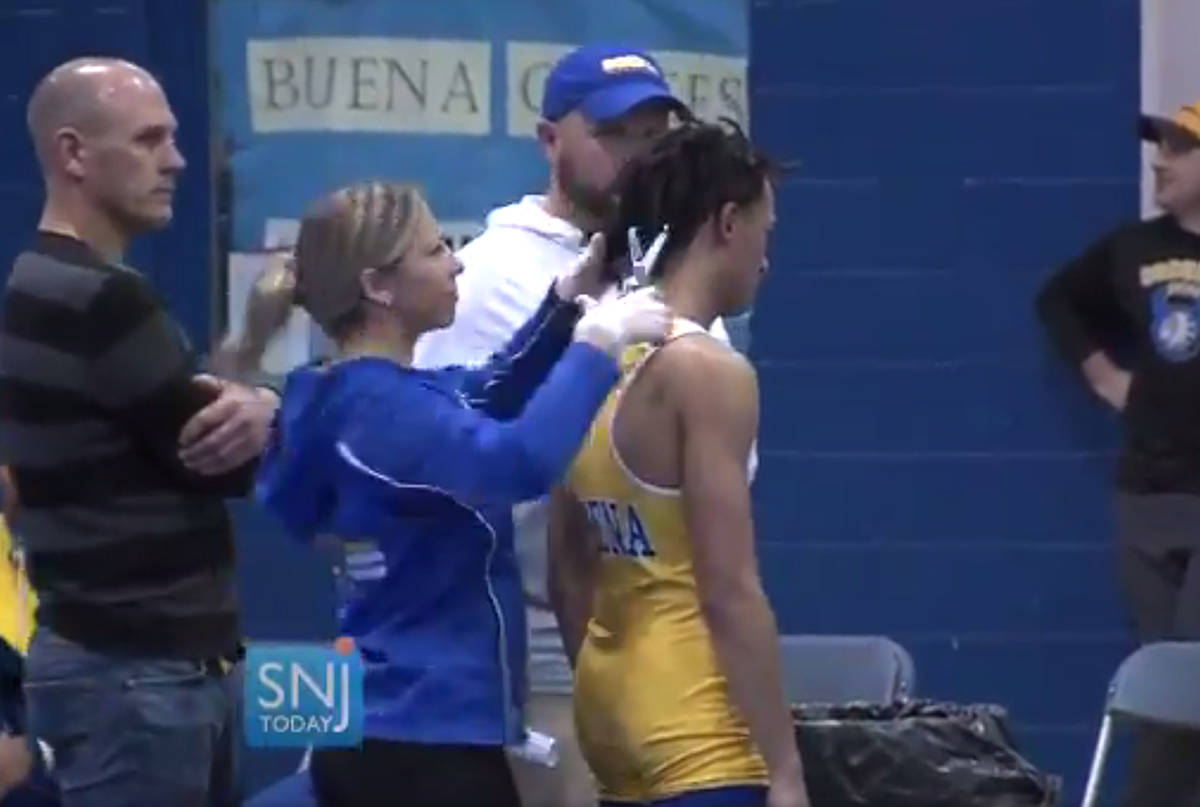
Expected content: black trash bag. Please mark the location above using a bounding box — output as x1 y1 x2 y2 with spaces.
793 700 1061 807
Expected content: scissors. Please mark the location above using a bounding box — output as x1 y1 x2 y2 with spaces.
621 225 670 294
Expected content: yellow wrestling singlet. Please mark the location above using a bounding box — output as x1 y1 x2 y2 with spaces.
0 519 35 655
565 320 767 803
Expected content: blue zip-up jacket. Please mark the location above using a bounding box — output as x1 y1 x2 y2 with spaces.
255 287 620 746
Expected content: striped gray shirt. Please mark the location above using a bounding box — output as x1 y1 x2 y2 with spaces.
0 232 254 659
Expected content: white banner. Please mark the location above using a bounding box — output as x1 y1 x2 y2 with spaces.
246 37 492 134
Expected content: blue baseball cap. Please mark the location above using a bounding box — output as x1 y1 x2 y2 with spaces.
541 43 685 123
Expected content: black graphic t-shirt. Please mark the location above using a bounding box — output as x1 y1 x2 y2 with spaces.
1037 215 1200 494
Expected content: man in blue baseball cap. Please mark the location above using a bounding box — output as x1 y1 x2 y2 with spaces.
415 43 734 807
542 43 684 118
537 43 690 231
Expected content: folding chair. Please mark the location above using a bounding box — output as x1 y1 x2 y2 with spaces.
1080 641 1200 807
778 634 915 705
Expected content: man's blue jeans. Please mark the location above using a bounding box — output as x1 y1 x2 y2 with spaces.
22 628 240 807
1 638 58 807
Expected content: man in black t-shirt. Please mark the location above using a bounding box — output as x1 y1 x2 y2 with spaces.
1036 100 1200 807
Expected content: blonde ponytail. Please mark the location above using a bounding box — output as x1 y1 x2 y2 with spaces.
211 250 298 378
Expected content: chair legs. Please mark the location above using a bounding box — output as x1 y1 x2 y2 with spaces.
1081 714 1114 807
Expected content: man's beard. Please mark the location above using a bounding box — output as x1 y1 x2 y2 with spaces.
558 154 616 230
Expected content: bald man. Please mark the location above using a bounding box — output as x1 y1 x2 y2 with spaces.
0 58 279 806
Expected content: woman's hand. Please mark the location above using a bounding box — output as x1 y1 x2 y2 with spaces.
573 286 672 357
555 233 610 303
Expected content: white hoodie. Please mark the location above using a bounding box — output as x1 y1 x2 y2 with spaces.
413 195 733 691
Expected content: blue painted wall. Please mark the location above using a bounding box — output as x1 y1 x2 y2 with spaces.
749 0 1141 802
0 0 215 346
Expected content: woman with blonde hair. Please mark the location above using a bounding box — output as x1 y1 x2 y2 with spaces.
249 180 669 807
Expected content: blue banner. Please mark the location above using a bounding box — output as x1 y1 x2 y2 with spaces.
213 0 748 250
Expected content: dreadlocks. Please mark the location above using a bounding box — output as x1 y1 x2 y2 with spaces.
603 118 780 281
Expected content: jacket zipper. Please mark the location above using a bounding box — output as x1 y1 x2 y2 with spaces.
333 440 515 738
447 396 514 741
481 520 514 741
